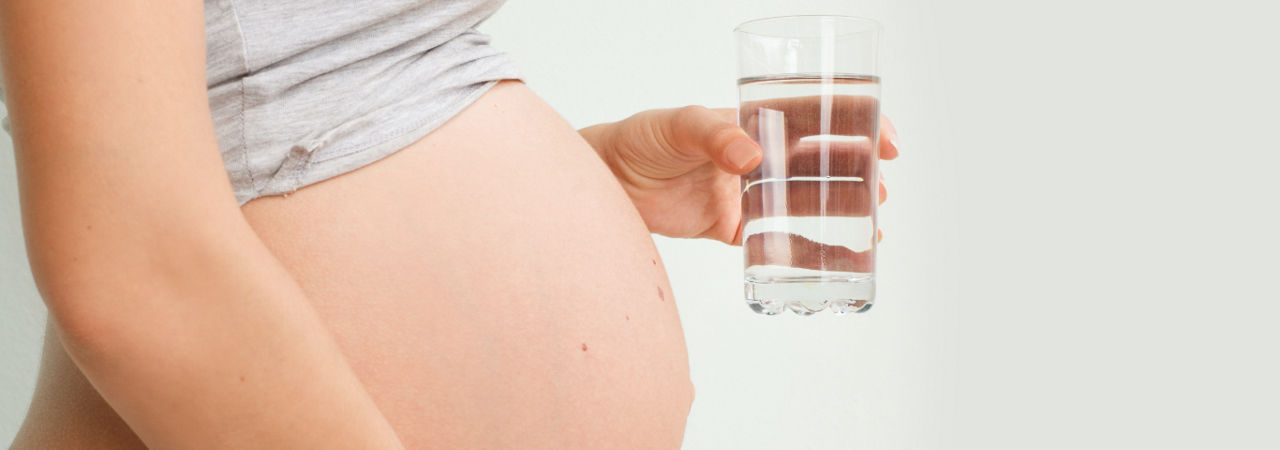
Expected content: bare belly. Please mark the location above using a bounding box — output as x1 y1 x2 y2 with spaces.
12 81 693 448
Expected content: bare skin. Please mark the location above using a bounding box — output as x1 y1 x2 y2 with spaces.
4 2 900 448
238 81 695 447
14 80 694 448
12 84 899 448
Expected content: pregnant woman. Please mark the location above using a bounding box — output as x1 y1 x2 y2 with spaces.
1 1 898 448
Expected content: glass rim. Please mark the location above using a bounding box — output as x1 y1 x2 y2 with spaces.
734 14 882 39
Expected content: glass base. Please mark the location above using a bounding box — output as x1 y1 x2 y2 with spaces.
744 276 875 316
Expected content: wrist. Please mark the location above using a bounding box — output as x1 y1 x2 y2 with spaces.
577 121 619 162
578 120 642 187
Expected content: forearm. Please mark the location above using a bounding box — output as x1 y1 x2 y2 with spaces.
1 1 402 446
578 122 614 160
35 219 403 449
579 121 631 182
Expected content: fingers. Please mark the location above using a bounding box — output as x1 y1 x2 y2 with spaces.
739 94 880 146
667 105 761 174
738 95 899 161
744 232 874 273
767 139 876 178
880 114 899 160
743 177 876 218
742 140 878 217
712 107 737 123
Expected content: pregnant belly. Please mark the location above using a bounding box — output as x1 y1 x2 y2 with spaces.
238 81 692 448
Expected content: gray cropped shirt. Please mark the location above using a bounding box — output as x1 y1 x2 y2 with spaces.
205 0 518 204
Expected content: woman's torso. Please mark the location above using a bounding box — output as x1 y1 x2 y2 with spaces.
14 78 693 450
11 1 694 446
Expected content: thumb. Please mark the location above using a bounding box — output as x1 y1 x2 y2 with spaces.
663 105 761 175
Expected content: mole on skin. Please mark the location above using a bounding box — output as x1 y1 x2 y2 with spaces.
581 343 588 352
657 287 664 301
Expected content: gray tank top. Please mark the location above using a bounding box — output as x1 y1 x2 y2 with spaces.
206 0 519 203
0 1 517 204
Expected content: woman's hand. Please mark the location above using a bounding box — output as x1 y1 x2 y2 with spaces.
579 105 900 244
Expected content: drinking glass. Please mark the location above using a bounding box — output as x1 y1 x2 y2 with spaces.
736 15 882 315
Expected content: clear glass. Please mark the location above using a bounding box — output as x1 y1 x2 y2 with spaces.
736 16 882 315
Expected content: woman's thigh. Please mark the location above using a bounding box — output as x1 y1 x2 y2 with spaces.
240 81 692 448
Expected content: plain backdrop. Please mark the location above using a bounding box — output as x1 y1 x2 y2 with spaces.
1 0 1277 449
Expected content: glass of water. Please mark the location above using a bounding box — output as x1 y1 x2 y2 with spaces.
736 15 882 315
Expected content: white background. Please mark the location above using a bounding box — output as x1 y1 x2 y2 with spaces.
2 0 1277 448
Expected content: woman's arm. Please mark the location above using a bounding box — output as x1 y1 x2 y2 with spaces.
0 1 402 447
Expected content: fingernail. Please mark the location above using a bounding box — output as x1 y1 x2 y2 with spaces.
726 138 759 170
885 120 899 152
879 170 886 182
